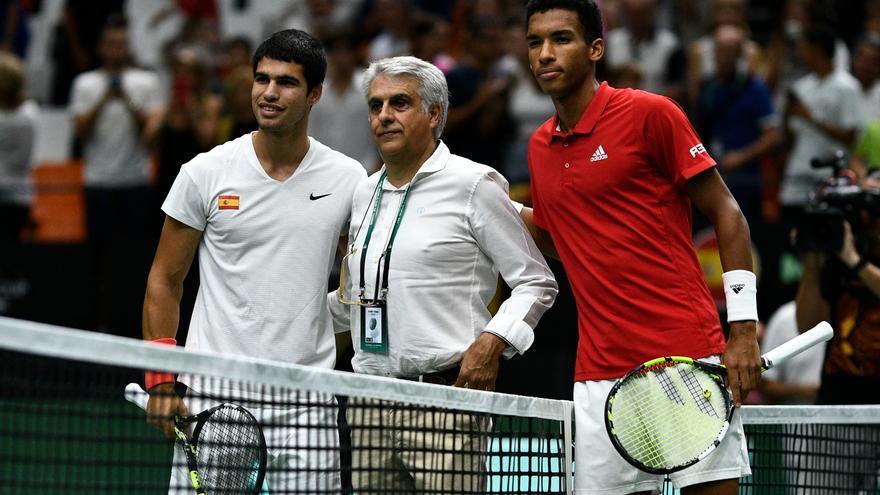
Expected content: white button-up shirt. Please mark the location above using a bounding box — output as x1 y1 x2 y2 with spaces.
329 141 557 378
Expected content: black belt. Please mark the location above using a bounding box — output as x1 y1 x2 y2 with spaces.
400 367 460 386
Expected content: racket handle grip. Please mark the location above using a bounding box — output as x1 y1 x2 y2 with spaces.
124 382 149 410
761 321 833 370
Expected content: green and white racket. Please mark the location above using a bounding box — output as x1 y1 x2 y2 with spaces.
125 383 268 495
604 321 833 475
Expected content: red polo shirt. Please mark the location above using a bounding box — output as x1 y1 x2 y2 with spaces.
528 82 725 381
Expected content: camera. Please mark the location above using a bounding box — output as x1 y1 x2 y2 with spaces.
794 151 880 253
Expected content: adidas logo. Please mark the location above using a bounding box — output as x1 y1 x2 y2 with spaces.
590 145 608 162
730 284 745 294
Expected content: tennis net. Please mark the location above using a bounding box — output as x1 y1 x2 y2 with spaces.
737 406 880 494
2 316 878 495
0 316 572 494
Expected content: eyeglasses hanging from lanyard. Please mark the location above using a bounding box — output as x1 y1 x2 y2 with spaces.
338 170 412 306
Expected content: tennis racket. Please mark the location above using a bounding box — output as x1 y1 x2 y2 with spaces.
604 321 833 475
125 383 268 495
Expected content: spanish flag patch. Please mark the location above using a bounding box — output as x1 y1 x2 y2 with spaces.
218 195 240 210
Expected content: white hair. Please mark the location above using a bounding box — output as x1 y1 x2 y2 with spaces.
363 56 449 139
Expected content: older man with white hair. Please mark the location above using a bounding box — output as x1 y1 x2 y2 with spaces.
329 55 557 493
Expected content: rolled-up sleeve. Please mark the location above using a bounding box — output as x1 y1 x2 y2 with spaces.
467 171 558 356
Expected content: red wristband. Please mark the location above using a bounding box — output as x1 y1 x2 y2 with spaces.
145 338 177 389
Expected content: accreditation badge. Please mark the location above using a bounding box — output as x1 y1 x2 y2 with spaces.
360 301 389 354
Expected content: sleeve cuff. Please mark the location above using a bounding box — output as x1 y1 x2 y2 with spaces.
326 291 352 334
484 313 535 357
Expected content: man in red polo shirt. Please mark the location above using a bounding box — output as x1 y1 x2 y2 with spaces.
520 1 761 494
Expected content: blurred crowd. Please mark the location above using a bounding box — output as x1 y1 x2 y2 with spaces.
0 0 879 403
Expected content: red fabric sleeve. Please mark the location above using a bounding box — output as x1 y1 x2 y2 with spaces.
640 94 716 187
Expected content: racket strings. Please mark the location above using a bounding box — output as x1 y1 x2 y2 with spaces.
612 364 728 470
678 367 719 418
656 369 685 406
624 373 708 465
197 406 264 493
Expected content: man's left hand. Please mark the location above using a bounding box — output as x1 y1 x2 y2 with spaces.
455 332 507 391
722 321 761 407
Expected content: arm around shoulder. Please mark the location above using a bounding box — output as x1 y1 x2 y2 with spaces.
519 207 559 260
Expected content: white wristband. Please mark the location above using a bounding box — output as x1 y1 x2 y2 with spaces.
722 270 758 322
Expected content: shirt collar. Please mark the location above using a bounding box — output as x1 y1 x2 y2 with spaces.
379 140 450 190
550 81 613 140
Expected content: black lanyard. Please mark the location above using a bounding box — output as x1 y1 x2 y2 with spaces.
358 171 412 301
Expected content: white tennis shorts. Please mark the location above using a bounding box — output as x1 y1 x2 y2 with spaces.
573 357 751 494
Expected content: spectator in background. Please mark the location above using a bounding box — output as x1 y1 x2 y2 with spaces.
851 34 880 121
161 13 222 81
780 24 865 215
0 52 35 253
50 0 125 106
759 301 825 404
851 121 880 180
263 0 359 41
501 18 555 187
685 0 761 111
217 36 253 80
150 0 218 27
849 35 880 179
444 15 514 170
753 0 851 108
604 0 680 95
0 0 31 57
695 25 779 228
310 28 379 172
217 65 257 144
408 11 455 74
850 34 880 180
152 47 222 201
215 37 256 145
70 15 163 335
364 0 411 61
606 62 644 89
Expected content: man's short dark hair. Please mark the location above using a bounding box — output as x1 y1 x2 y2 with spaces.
252 29 327 92
803 24 837 61
525 0 603 42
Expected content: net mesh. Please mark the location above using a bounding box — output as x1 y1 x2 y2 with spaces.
0 317 571 494
737 407 880 495
1 317 878 495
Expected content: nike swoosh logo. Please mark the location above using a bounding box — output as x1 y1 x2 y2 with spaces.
309 193 332 200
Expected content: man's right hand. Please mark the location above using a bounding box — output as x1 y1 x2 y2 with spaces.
146 382 188 439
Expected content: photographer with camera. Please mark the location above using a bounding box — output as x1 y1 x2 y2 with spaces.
780 24 866 212
795 162 880 405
